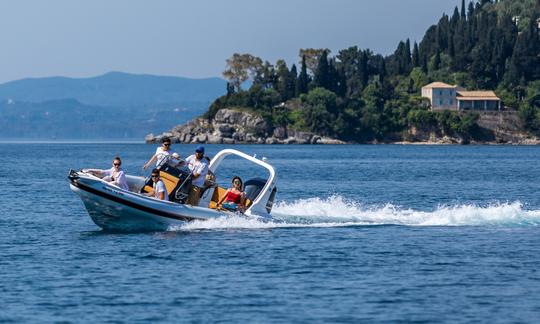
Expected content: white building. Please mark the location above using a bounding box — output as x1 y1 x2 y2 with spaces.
421 82 501 111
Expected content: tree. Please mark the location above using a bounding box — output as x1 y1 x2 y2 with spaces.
313 50 330 89
412 42 420 67
223 53 263 91
299 48 330 75
297 55 309 95
299 88 337 136
253 61 277 89
289 64 299 98
275 60 294 101
433 50 441 70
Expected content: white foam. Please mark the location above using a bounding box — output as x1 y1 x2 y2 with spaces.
169 195 540 231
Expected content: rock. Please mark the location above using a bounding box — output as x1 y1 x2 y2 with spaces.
207 134 223 144
145 108 345 145
273 127 287 139
195 134 207 143
215 109 269 137
145 133 155 143
217 124 235 137
245 133 256 143
311 136 321 144
284 138 297 144
319 137 346 144
287 129 313 142
232 131 244 142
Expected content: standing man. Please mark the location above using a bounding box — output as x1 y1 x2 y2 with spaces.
185 146 208 206
143 137 178 170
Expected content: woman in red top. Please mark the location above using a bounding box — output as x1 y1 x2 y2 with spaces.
217 176 246 212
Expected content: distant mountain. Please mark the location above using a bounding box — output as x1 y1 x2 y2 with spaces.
0 72 227 139
0 71 226 106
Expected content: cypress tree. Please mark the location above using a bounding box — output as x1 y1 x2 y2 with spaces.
297 55 309 95
412 42 420 67
433 50 441 70
450 7 460 28
314 50 330 89
461 0 466 21
467 1 474 19
276 60 291 101
404 38 412 72
359 50 369 88
421 53 428 73
379 59 387 84
289 64 298 98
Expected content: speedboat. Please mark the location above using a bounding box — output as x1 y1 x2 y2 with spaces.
68 149 277 231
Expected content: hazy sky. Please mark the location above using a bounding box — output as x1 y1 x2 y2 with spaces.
0 0 463 83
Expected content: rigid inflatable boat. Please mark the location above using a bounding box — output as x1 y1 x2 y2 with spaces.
68 149 277 231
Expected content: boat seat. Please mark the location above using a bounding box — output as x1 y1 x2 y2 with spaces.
208 186 252 210
159 171 180 195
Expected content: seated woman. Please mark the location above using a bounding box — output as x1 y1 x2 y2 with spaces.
83 156 129 191
217 176 246 212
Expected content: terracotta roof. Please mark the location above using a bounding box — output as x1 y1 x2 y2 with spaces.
422 82 456 89
457 91 500 100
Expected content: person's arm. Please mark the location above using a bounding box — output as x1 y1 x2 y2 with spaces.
143 154 157 170
111 171 127 188
217 189 231 206
238 192 247 212
191 162 207 180
158 191 165 200
86 168 109 178
175 159 186 167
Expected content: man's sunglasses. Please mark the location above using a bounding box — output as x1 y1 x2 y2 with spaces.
163 143 171 146
151 174 159 178
113 163 121 166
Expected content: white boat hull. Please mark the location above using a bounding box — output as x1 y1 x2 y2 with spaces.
69 172 228 231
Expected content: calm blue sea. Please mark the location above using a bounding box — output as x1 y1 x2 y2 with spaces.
2 143 540 323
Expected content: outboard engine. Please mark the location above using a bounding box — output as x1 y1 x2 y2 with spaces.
244 178 277 213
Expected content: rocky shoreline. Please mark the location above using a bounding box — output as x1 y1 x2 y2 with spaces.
145 108 345 145
146 108 540 145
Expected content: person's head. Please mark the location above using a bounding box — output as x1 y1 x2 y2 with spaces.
162 137 171 149
195 146 205 160
151 168 160 182
232 176 243 190
112 156 122 169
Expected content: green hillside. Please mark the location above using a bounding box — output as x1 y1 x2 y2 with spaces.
206 0 540 143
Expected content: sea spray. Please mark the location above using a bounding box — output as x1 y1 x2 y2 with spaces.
170 196 540 231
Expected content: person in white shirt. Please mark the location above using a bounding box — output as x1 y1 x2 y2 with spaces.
185 146 208 206
143 137 178 170
144 169 169 201
84 156 129 191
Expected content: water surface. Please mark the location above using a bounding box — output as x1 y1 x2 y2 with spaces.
2 143 540 322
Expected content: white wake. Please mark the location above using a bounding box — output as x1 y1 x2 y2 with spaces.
172 195 540 230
